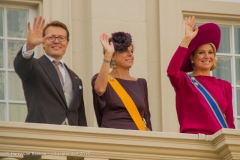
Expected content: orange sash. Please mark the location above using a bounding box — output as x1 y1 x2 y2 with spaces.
108 75 146 131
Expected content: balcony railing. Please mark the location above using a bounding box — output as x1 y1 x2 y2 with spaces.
0 121 239 160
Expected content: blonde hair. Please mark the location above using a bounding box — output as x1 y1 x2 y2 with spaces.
209 43 218 71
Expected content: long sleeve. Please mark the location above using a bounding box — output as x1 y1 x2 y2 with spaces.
167 46 188 90
224 81 235 129
91 73 104 127
14 46 34 83
142 79 152 130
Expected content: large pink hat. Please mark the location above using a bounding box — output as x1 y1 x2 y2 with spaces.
180 23 221 72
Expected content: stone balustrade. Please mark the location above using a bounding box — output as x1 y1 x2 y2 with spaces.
0 121 239 160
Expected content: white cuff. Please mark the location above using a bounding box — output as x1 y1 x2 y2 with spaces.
22 43 34 59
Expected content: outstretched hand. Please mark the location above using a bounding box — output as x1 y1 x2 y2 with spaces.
26 16 52 51
185 16 198 40
180 16 199 47
100 33 115 57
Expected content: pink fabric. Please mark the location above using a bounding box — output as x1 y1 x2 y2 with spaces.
167 46 235 135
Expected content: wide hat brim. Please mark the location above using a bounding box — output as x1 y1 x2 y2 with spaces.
180 23 221 72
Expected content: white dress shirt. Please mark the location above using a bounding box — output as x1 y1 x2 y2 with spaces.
21 43 66 83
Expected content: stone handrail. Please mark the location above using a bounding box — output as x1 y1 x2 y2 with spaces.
0 121 239 160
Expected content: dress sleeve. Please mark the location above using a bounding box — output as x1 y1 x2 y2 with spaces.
223 81 235 129
167 46 188 90
91 73 106 127
141 78 152 130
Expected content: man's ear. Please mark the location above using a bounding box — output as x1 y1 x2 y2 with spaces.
42 43 45 50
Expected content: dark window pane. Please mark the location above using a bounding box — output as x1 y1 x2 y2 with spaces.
0 103 5 121
236 89 240 116
8 41 25 69
235 58 240 85
212 56 231 83
238 119 240 129
234 27 240 54
218 26 230 53
0 71 5 100
7 9 28 38
0 40 3 68
0 8 3 36
9 103 27 122
8 72 25 101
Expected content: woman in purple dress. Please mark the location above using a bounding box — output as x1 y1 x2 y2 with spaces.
91 32 152 131
167 16 235 135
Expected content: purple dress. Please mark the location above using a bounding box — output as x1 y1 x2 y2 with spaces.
91 74 152 130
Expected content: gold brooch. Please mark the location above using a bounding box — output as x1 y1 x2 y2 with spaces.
110 76 114 81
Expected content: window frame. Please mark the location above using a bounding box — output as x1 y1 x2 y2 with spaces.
195 18 240 128
0 3 36 122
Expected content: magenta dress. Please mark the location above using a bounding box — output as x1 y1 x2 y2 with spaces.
91 74 152 130
167 46 235 135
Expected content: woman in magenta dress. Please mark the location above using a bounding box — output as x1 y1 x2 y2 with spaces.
91 32 152 130
167 16 235 135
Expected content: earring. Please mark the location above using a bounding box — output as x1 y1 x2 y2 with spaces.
111 61 116 73
191 61 194 64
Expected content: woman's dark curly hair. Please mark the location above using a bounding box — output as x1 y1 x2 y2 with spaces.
109 32 132 52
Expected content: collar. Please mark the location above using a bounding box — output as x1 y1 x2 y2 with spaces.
44 53 64 64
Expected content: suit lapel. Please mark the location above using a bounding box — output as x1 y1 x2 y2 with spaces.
38 55 68 108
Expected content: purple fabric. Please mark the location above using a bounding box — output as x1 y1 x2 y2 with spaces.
91 74 152 130
167 46 235 135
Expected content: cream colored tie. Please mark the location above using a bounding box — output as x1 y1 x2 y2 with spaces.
52 60 64 85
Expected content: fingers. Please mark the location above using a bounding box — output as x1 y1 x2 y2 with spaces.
31 16 45 30
185 17 189 26
40 18 45 31
43 33 52 41
100 33 115 54
190 16 195 27
102 33 108 41
36 16 44 29
33 17 37 29
185 16 196 28
27 22 31 31
194 26 199 33
109 41 114 47
100 33 109 44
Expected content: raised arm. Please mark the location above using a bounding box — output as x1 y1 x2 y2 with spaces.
94 33 115 96
167 16 198 74
167 16 199 89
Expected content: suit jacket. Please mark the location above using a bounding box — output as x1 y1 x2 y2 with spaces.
13 48 87 126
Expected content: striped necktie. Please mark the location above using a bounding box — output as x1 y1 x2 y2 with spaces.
52 60 64 85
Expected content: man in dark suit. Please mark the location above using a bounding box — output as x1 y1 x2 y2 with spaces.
14 16 87 126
